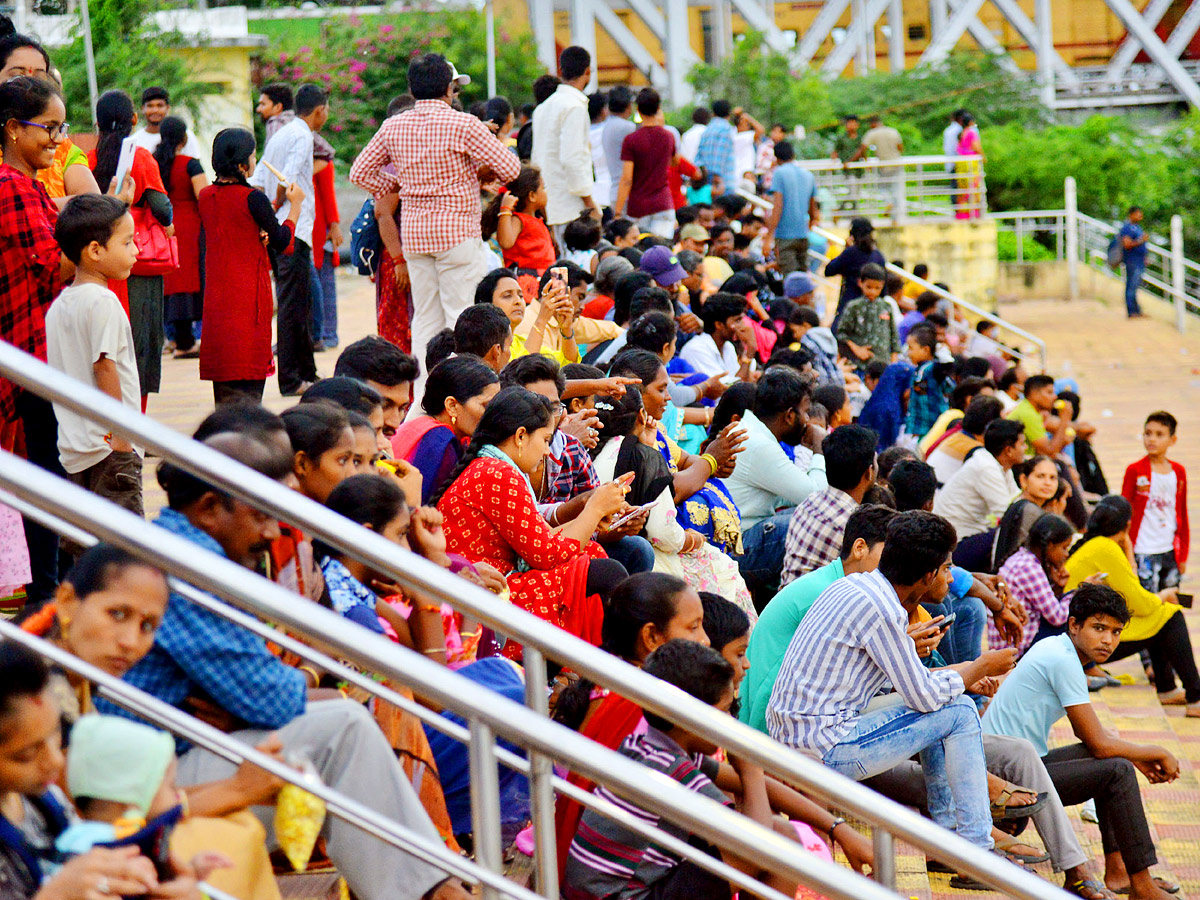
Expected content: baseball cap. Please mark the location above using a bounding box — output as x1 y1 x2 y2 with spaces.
783 272 816 298
640 245 688 287
448 63 471 86
678 223 709 243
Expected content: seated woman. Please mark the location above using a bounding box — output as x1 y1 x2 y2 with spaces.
435 386 628 656
1065 495 1199 715
474 267 570 365
391 357 500 506
857 357 916 452
991 455 1071 572
591 386 755 622
608 350 745 556
994 513 1090 656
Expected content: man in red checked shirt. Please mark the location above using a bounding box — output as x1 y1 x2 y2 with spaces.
350 53 520 407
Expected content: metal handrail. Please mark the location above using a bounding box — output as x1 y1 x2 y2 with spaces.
795 153 983 173
0 345 1068 898
0 447 896 900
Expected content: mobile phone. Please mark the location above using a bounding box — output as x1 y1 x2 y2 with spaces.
610 502 656 530
1177 592 1193 608
550 265 568 285
1097 572 1108 581
939 611 957 630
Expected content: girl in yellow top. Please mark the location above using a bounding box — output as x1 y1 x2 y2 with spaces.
1065 495 1200 716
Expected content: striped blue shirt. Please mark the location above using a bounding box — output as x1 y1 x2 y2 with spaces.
766 570 965 757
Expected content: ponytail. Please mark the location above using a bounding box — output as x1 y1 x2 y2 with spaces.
1066 494 1132 559
93 90 135 191
153 116 188 191
480 166 544 240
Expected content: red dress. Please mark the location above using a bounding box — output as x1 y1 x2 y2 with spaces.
502 211 556 274
197 182 292 383
438 457 606 658
162 155 202 296
311 163 339 270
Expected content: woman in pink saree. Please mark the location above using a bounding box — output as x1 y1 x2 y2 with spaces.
955 113 984 220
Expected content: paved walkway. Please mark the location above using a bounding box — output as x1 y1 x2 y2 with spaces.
142 283 1200 899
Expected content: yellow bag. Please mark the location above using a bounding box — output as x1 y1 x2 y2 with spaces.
273 757 327 871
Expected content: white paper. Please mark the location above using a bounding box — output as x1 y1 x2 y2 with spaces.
113 136 136 193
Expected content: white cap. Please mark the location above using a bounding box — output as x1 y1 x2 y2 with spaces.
448 62 471 86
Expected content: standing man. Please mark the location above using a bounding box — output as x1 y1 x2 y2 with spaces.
255 83 295 142
250 83 327 396
854 115 904 220
762 140 817 276
680 106 710 164
943 109 964 170
601 86 636 209
1120 206 1149 319
831 114 862 209
613 88 677 239
129 86 202 157
350 54 519 404
694 99 737 196
532 46 600 245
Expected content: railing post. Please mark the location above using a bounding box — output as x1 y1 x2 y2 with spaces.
1065 176 1079 300
1172 213 1186 333
469 720 503 900
1015 217 1024 265
522 648 559 900
873 828 895 890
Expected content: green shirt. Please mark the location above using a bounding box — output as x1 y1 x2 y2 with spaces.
834 131 861 163
740 559 844 733
836 296 900 366
1006 398 1046 455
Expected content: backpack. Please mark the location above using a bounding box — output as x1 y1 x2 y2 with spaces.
349 197 381 276
1106 234 1124 269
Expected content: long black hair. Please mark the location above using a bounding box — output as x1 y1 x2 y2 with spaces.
93 90 135 191
211 127 256 183
1067 495 1133 559
428 386 553 507
590 385 642 456
422 355 500 417
152 116 188 191
553 573 689 731
1025 512 1074 568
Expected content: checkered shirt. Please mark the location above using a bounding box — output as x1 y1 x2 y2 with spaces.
780 486 858 587
349 100 520 254
992 546 1072 654
0 164 64 420
547 431 601 504
694 118 736 189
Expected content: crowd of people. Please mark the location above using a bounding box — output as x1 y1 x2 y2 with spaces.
0 23 1195 900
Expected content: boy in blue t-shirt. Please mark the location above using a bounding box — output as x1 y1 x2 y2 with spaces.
983 584 1180 899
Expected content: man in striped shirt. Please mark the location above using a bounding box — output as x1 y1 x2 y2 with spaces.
767 511 1017 851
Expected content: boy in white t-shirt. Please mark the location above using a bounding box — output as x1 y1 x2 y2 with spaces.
47 194 144 516
1121 410 1188 593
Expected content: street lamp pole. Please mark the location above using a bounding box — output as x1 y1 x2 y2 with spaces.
80 0 100 126
485 0 497 97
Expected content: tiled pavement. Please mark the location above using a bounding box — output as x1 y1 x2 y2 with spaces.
143 281 1200 898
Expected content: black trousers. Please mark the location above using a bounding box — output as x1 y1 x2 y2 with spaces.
1041 743 1156 875
13 390 66 620
1110 609 1200 703
272 238 317 394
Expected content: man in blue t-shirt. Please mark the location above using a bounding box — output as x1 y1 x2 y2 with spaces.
763 140 817 277
1119 206 1149 319
983 583 1181 899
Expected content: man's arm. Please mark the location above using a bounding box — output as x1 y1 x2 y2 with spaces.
349 127 400 198
861 608 966 712
464 117 521 184
1031 413 1071 457
1065 703 1179 782
613 160 635 219
762 189 783 259
561 103 597 210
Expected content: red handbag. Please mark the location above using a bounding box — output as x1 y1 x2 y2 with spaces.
130 201 179 276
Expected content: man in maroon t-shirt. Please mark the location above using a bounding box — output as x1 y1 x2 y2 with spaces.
613 87 679 239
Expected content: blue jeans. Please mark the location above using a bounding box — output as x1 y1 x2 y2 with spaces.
734 510 792 596
822 695 993 849
1125 256 1145 316
604 535 655 575
922 593 986 665
314 248 339 345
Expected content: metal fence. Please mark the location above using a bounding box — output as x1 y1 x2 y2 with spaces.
0 343 1069 900
794 154 986 223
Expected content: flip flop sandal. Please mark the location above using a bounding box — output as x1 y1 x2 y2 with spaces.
945 850 1025 890
1066 878 1117 899
991 784 1049 820
1113 876 1180 895
994 837 1051 865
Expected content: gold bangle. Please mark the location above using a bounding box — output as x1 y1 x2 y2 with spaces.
297 665 320 687
699 453 719 475
422 647 446 654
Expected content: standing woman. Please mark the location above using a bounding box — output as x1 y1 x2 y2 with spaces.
824 216 886 325
0 76 72 619
90 90 172 407
198 128 303 403
154 116 207 360
955 113 984 220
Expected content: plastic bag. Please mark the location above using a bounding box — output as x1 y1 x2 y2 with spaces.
274 753 326 871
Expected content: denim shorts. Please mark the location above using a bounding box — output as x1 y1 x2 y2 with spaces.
1135 549 1179 592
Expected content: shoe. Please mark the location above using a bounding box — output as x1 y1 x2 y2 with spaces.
281 380 315 398
1158 688 1187 705
173 346 200 360
1087 675 1109 692
162 340 176 355
1187 701 1200 718
312 341 327 352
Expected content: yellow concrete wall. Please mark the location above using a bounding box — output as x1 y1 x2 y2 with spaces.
864 218 999 310
162 44 257 168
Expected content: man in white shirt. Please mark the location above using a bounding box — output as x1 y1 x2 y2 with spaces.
679 292 754 379
249 83 325 396
943 109 965 172
934 418 1025 543
725 367 827 599
679 107 709 165
531 46 600 245
129 86 203 158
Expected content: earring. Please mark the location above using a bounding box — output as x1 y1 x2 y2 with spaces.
450 414 457 426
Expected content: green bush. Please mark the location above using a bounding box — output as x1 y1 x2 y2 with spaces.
996 230 1056 262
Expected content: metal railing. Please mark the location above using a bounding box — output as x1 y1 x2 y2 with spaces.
0 343 1069 899
794 154 987 222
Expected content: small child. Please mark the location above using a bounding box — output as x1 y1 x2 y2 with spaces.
902 262 929 302
562 213 602 275
785 306 840 386
863 359 888 393
835 262 899 371
1122 410 1188 591
813 384 852 429
484 166 557 274
47 194 144 517
904 323 952 442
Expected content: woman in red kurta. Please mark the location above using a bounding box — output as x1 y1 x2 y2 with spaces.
197 128 302 404
433 387 629 659
155 116 208 359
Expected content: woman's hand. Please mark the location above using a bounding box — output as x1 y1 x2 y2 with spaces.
637 412 660 447
586 479 629 522
409 507 450 565
109 174 136 204
284 179 306 208
537 279 568 326
833 824 874 875
393 259 410 293
41 845 158 900
500 192 519 211
471 561 509 595
682 529 707 553
705 422 747 476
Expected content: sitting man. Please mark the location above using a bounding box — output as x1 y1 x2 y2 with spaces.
780 424 877 587
926 394 1003 489
983 584 1182 900
334 336 420 435
105 408 471 900
724 366 827 598
767 511 1016 859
